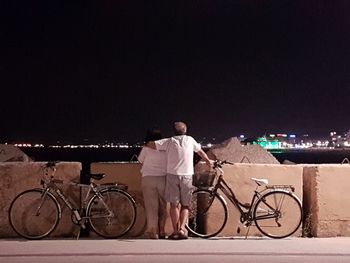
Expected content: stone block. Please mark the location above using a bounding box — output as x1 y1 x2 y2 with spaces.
0 144 31 162
303 164 350 237
90 162 147 237
0 162 82 238
207 137 279 164
195 162 303 237
90 162 174 238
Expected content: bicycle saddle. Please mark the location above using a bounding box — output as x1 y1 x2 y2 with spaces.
89 173 106 180
251 177 268 186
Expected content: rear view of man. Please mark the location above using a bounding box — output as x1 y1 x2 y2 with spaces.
148 121 211 239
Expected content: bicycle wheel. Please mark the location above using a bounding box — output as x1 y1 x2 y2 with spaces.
9 189 60 239
253 190 302 239
87 188 137 238
186 189 228 238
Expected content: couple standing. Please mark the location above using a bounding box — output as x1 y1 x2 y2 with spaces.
138 122 211 240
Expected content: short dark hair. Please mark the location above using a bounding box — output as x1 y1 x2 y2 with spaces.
144 128 162 143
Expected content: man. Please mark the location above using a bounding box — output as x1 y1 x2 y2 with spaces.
147 121 211 239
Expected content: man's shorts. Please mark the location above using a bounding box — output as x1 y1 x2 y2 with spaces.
165 173 194 206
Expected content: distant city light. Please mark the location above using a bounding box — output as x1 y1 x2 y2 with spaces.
8 129 350 150
276 134 287 137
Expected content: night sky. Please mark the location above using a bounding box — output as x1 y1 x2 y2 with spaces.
2 0 350 144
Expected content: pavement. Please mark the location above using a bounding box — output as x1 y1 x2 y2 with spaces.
1 237 350 263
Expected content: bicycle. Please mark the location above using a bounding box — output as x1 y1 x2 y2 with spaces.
8 161 137 240
186 160 303 239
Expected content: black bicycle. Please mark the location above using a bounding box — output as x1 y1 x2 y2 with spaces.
186 160 302 239
9 161 137 239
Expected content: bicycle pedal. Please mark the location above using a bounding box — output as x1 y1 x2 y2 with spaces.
244 221 252 227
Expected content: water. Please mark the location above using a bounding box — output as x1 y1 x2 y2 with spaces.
20 147 141 173
270 149 350 164
21 147 141 163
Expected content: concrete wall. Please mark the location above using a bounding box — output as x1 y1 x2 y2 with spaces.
90 162 350 238
2 161 350 238
195 162 303 237
90 162 149 237
91 162 303 238
303 164 350 237
0 162 82 238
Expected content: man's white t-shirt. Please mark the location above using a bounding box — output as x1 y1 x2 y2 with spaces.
155 135 201 176
138 147 167 177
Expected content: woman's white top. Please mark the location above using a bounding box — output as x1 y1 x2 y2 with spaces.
138 146 167 176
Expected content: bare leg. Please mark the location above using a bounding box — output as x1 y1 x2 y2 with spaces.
170 203 180 234
179 206 189 233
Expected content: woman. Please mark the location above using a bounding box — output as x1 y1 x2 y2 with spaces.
138 128 167 239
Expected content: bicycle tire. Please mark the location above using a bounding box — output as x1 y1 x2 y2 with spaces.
87 188 137 238
253 190 302 239
186 189 228 238
8 189 61 239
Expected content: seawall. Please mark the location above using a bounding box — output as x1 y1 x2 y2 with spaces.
1 161 349 238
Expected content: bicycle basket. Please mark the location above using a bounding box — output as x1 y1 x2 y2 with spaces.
192 171 217 187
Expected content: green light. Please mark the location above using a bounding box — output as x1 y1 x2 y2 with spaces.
255 137 280 149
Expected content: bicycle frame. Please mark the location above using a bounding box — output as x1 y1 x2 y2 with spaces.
42 178 115 223
9 162 137 240
212 175 262 222
187 160 302 239
212 174 297 224
43 180 84 222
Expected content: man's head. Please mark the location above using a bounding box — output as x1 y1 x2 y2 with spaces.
174 121 187 135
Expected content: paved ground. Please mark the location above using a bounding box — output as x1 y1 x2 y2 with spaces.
1 237 350 263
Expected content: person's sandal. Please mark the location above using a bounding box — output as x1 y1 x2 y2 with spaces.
167 232 178 240
176 229 188 240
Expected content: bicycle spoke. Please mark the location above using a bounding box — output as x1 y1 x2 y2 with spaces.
88 189 136 238
254 191 302 238
9 189 60 239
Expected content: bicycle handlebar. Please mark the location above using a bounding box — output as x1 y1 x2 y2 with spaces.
213 160 234 169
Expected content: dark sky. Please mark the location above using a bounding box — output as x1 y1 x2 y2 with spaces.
2 0 350 143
